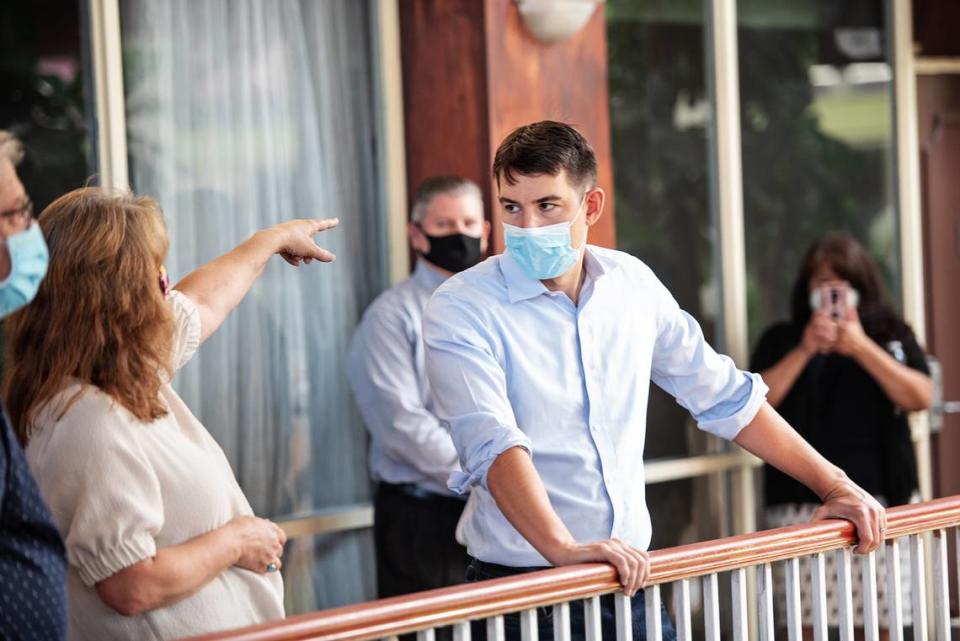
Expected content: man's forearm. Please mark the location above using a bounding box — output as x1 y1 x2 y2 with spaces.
486 447 576 565
734 402 848 500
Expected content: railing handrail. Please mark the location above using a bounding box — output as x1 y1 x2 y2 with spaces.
181 495 960 641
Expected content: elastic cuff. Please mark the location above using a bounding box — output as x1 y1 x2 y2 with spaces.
71 535 158 586
697 373 769 440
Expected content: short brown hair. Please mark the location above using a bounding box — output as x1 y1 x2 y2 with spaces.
0 130 25 165
492 121 597 190
5 187 175 445
411 175 482 223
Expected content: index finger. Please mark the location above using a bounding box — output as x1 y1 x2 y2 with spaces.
309 217 340 233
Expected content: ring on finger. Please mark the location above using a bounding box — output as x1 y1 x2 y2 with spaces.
266 561 279 573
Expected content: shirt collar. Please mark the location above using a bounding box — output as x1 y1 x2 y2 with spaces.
583 245 617 279
500 252 548 303
413 258 449 293
499 245 616 304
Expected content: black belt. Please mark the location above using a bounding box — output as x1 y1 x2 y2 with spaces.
377 482 467 510
468 558 550 579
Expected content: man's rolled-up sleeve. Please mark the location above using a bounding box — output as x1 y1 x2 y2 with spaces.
650 279 769 441
423 291 531 494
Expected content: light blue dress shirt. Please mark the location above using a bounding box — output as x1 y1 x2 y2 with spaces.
422 246 768 566
347 260 461 497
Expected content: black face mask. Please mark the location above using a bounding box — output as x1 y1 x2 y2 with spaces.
420 230 483 273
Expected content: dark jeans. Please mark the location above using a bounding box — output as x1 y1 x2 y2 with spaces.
373 483 470 598
466 559 677 641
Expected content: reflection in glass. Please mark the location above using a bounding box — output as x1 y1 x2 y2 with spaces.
0 1 93 212
739 0 899 346
606 0 724 560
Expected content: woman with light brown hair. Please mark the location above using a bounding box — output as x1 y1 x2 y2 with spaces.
5 187 339 640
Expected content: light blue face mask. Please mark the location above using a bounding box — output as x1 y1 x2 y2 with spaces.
503 198 586 280
0 222 49 318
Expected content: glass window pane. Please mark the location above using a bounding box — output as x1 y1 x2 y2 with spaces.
607 0 726 551
739 0 899 345
120 0 386 610
0 1 94 212
283 529 376 613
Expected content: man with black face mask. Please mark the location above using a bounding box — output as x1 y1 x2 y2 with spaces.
347 175 489 598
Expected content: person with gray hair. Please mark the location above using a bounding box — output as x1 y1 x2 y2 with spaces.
0 129 68 640
347 175 490 598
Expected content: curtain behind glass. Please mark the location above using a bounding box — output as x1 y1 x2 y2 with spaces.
121 0 383 611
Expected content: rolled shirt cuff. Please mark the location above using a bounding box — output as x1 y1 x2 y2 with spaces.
448 433 533 495
696 372 769 441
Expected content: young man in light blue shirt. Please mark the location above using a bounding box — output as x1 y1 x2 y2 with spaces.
422 122 885 641
347 176 490 598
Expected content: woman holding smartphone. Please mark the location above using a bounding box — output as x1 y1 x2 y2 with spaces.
751 233 932 634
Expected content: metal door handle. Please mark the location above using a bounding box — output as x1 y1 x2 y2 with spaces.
944 401 960 414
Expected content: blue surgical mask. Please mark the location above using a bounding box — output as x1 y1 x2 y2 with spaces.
0 223 49 317
503 200 586 280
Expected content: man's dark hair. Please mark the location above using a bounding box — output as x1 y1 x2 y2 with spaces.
492 121 597 190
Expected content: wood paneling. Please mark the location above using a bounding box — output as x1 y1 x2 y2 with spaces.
398 1 492 211
399 0 616 252
917 76 960 503
483 0 615 250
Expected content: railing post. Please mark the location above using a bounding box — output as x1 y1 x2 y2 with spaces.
932 530 951 641
836 548 855 641
704 573 722 641
644 585 662 641
731 568 749 641
886 539 906 641
584 596 602 641
911 535 930 641
784 558 802 641
615 593 633 641
811 552 829 641
520 609 538 641
453 622 471 641
553 602 571 641
487 616 505 641
673 578 692 641
758 563 775 641
861 551 880 641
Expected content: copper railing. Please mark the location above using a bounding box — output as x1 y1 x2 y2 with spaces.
181 495 960 641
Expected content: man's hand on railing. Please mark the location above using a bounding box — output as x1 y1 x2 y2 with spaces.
487 448 651 597
810 477 887 553
550 539 649 597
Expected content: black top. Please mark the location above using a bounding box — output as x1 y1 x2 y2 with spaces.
0 403 68 640
750 322 928 508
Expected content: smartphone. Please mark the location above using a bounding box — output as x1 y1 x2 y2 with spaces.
811 282 859 320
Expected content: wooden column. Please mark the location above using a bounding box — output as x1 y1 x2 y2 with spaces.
399 0 616 252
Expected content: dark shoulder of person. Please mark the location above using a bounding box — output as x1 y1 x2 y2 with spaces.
750 321 803 373
0 410 68 640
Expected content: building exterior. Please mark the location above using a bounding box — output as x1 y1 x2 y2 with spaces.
1 0 958 621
